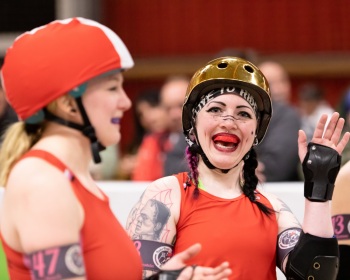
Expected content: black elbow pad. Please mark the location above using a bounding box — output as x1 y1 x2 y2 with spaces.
286 232 339 280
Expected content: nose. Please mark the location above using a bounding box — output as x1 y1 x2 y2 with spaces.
119 88 132 111
219 115 239 130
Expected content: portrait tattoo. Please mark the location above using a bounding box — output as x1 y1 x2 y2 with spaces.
133 199 171 241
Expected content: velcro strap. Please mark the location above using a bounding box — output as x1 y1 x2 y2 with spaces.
302 143 341 202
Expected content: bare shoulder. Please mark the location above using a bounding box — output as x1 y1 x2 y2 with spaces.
257 187 281 211
258 187 301 232
2 156 83 253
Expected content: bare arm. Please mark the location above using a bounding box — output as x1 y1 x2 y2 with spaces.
300 113 350 237
126 176 181 278
0 158 85 280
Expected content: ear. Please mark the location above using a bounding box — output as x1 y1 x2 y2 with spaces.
55 94 79 115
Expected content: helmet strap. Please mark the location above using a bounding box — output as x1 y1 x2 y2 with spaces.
191 125 232 173
44 96 105 164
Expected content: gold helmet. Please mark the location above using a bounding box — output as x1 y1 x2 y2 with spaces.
182 56 272 144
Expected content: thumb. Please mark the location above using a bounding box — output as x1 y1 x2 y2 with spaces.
175 243 201 262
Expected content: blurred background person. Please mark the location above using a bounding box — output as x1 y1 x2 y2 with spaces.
0 78 17 146
297 82 334 142
255 60 301 182
160 75 190 176
130 89 169 181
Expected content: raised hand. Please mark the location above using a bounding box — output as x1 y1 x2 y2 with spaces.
161 243 232 280
298 112 350 163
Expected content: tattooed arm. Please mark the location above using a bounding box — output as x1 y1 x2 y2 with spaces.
260 190 302 273
126 176 181 278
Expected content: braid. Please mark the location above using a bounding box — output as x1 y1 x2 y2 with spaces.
185 146 200 199
243 148 274 216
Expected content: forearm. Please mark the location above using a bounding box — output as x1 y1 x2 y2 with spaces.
302 200 334 237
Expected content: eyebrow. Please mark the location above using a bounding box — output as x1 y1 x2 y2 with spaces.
108 74 123 83
207 101 254 112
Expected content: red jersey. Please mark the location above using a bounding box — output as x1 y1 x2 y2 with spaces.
174 172 278 280
1 150 142 279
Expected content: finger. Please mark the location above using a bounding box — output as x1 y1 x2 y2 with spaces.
330 117 345 145
174 243 201 263
322 112 339 140
336 132 350 154
312 114 329 139
298 129 308 162
177 266 194 280
212 268 232 280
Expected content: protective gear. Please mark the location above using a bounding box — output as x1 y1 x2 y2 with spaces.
276 227 302 271
302 143 341 202
332 214 350 240
286 231 339 280
25 243 85 278
182 56 271 145
1 17 133 163
338 245 350 279
133 240 174 272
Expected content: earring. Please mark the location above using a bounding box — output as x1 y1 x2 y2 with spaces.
253 137 258 146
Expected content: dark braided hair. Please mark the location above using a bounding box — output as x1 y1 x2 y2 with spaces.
186 145 274 217
185 146 200 199
243 148 275 217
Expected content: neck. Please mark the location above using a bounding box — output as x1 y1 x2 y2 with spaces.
197 160 244 199
32 122 93 176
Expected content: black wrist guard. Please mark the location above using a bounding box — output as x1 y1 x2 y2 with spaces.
146 267 185 280
302 142 341 202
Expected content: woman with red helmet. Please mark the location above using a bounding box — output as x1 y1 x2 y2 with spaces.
0 18 231 280
127 57 350 280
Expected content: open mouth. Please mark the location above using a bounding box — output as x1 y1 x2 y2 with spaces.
212 133 240 151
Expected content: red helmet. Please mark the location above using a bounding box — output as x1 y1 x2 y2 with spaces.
1 17 134 123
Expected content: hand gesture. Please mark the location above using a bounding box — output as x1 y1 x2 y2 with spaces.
162 243 232 280
298 112 350 163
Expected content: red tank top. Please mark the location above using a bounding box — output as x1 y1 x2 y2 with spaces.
0 150 142 280
174 172 278 280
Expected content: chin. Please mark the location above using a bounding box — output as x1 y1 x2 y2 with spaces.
99 135 121 147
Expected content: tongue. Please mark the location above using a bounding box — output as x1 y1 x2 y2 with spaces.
213 135 237 143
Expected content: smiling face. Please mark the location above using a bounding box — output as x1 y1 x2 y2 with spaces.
195 94 258 169
82 72 131 147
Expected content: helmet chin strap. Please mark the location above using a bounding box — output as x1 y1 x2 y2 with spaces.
191 126 240 173
44 96 105 164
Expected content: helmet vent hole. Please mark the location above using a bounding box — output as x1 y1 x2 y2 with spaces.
217 62 228 69
244 65 254 73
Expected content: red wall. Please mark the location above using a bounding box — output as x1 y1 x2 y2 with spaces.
101 0 350 152
103 0 350 56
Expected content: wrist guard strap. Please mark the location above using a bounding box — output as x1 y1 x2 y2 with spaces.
146 267 185 280
302 143 341 202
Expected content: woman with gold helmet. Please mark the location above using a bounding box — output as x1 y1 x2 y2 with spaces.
127 57 350 280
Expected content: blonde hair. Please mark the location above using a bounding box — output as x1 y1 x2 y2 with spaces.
0 122 43 186
0 99 67 186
